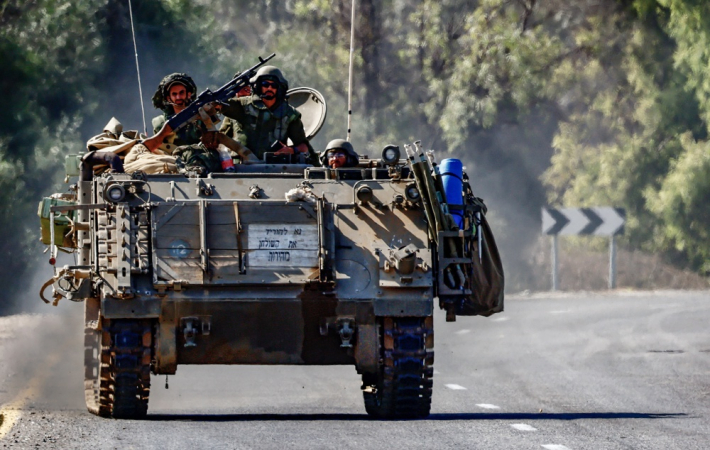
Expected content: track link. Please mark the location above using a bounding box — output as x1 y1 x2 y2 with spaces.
363 316 434 419
85 318 153 418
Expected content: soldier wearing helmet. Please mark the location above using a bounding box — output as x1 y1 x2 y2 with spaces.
150 73 202 150
219 66 318 165
320 139 359 168
139 72 255 171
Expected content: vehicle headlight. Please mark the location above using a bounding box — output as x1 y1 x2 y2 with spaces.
381 145 400 165
404 183 420 202
105 184 126 203
356 185 374 204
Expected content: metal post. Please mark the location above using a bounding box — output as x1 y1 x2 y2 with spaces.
551 235 559 291
609 235 617 289
346 0 356 141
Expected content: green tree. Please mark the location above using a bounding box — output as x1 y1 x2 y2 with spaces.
646 133 710 271
545 1 710 273
0 0 224 313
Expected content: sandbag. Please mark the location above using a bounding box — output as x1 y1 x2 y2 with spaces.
124 143 178 174
86 117 144 156
85 118 177 176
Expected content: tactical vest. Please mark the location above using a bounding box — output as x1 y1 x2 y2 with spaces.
173 143 222 174
232 97 301 158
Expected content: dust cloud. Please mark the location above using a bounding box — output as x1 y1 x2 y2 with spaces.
0 307 85 412
458 118 557 293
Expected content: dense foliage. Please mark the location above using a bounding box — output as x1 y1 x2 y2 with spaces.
1 0 708 312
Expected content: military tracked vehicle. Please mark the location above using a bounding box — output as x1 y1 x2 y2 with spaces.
38 84 502 420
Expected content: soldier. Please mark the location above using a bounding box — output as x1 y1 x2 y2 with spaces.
320 139 359 168
219 66 319 164
171 131 224 175
151 73 202 150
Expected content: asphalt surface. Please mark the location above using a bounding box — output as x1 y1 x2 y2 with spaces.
1 290 709 449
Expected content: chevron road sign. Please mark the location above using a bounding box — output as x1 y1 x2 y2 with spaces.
542 207 626 236
542 206 626 291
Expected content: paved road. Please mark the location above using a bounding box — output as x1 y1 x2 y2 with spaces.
1 290 709 449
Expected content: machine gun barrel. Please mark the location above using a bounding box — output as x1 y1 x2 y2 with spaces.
166 53 276 132
142 53 276 153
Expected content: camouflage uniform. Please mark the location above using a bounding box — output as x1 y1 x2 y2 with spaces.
219 66 318 165
220 96 317 164
173 143 222 174
151 113 202 148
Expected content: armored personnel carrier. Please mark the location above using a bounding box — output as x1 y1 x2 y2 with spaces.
38 85 503 421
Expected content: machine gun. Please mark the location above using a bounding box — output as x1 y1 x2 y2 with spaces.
143 53 276 153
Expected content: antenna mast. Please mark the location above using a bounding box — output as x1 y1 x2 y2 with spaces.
127 0 147 135
347 0 357 141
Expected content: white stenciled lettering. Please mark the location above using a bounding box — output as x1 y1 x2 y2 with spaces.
259 239 280 249
268 251 291 262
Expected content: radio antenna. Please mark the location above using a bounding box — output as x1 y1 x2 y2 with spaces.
346 0 356 141
127 0 148 136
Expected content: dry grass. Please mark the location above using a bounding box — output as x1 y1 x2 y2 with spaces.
520 236 710 292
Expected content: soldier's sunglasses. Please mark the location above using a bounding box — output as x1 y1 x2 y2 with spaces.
261 80 278 89
327 151 346 159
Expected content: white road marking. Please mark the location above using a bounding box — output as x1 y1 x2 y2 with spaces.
511 423 537 431
542 445 571 450
491 317 509 322
455 329 471 335
433 370 441 375
445 384 467 390
476 403 500 409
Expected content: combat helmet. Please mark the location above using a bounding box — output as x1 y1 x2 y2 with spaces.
151 73 197 111
320 139 359 167
250 65 289 98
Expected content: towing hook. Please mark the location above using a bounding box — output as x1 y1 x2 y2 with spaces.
337 319 355 348
182 316 212 347
183 318 198 347
319 317 356 348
